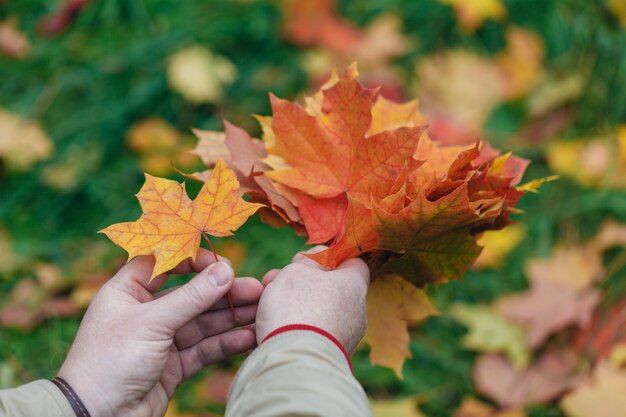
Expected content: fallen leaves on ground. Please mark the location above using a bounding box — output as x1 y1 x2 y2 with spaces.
101 159 263 279
547 126 626 189
462 221 626 410
214 240 247 271
0 108 54 171
450 303 529 368
0 19 30 59
438 0 507 32
526 73 586 118
40 141 103 190
0 279 79 331
499 226 618 348
281 0 360 54
417 26 545 144
281 0 412 100
560 361 626 417
473 353 580 408
70 272 111 309
497 27 544 100
417 50 505 144
454 397 527 417
167 45 237 104
474 224 526 269
282 1 412 68
126 117 198 176
37 0 90 37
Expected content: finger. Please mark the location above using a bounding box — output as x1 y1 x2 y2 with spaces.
147 249 231 293
336 257 370 286
153 278 263 311
175 304 258 349
203 278 263 310
110 250 230 295
147 262 234 330
109 256 158 292
180 329 256 380
168 249 231 275
262 269 280 287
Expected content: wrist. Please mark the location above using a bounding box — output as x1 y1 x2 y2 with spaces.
50 377 92 417
57 366 116 417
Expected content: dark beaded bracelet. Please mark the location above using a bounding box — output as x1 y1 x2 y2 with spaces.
50 377 92 417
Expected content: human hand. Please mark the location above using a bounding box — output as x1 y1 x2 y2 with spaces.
255 246 370 353
57 249 263 417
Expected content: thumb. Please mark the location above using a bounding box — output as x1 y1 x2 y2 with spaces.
149 261 234 330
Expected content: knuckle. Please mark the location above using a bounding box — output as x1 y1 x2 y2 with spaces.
181 282 207 311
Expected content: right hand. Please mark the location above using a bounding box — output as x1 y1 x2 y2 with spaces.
255 246 370 353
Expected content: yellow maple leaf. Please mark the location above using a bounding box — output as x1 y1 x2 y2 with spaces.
100 159 263 279
364 274 438 378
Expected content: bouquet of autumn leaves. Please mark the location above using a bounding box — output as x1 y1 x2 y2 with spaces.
102 64 535 377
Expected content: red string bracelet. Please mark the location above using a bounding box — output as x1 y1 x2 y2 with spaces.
261 324 353 373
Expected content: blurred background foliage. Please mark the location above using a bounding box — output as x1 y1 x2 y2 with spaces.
0 0 625 416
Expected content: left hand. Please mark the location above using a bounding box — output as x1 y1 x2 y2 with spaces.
58 249 263 417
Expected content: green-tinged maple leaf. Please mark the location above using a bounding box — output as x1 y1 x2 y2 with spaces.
373 184 490 286
450 303 530 368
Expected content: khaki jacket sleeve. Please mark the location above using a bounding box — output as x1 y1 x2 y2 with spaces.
226 330 372 417
0 380 74 417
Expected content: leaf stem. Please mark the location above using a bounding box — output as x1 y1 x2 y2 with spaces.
202 232 239 322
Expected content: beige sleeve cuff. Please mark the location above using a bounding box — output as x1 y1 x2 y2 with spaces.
226 330 372 417
0 380 74 417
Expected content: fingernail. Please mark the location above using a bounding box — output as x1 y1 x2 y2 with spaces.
207 262 233 287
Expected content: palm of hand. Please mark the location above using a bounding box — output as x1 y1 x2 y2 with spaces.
58 250 262 417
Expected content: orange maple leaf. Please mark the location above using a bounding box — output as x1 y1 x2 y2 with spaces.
100 159 263 279
266 65 529 274
266 64 424 255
